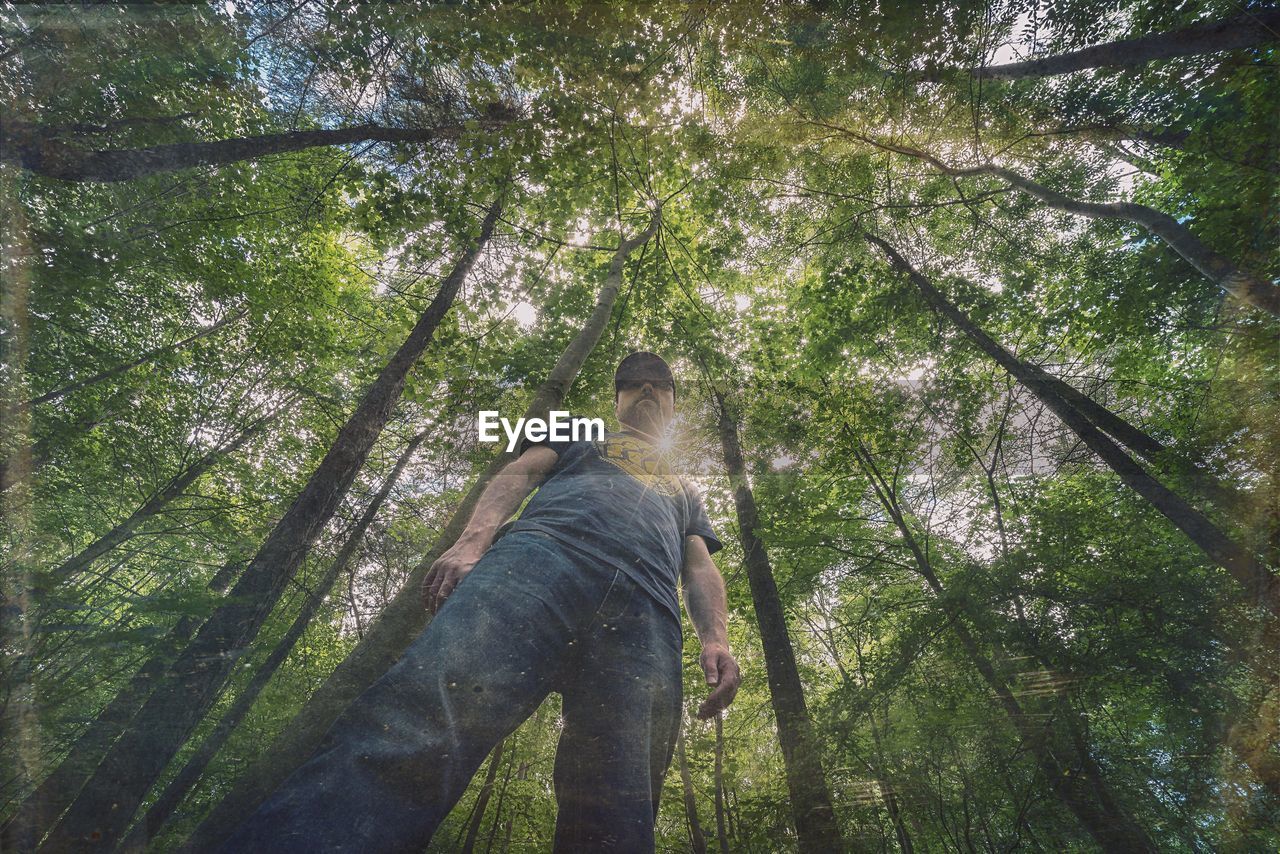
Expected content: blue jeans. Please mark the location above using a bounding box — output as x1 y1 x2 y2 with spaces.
218 530 685 853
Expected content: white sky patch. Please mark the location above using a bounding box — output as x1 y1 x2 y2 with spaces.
973 271 1004 294
511 300 537 328
662 77 704 120
1103 158 1141 196
681 474 717 501
988 12 1032 66
568 215 595 246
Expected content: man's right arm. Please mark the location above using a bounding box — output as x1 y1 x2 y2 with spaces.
421 445 560 613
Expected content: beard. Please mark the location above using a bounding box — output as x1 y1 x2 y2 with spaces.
622 397 663 432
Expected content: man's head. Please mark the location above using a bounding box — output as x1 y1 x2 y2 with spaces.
614 351 676 440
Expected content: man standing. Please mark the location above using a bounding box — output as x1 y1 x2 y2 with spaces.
219 351 741 852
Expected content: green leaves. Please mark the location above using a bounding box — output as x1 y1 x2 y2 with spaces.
6 2 1278 849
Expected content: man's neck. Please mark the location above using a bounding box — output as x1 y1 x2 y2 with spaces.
618 424 664 446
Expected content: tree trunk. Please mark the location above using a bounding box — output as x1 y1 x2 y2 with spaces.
0 561 242 852
0 170 41 833
807 609 914 854
43 405 282 588
978 164 1280 316
182 208 660 852
874 720 914 854
727 783 741 841
962 10 1280 80
677 728 708 854
713 714 731 854
461 738 506 854
25 308 248 406
0 119 511 182
870 239 1247 516
820 126 1280 315
480 743 517 854
845 431 1161 853
115 432 426 851
864 233 1279 616
35 192 504 852
714 392 846 854
499 813 514 854
1044 123 1279 175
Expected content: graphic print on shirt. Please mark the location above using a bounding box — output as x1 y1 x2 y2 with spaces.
593 433 684 497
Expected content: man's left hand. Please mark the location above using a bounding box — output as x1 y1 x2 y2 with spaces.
697 644 741 719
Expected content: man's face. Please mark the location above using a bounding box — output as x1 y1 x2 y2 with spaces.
614 377 676 438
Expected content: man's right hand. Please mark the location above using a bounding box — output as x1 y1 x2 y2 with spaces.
419 446 558 615
421 539 488 614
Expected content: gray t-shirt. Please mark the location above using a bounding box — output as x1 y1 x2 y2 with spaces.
508 427 723 624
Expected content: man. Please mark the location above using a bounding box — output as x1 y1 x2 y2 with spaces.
219 351 741 853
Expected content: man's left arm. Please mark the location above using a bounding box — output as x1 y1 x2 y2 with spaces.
681 534 741 719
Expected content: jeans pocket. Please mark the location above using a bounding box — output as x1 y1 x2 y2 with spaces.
591 568 640 627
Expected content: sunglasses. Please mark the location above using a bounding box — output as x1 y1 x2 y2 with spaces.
617 378 674 393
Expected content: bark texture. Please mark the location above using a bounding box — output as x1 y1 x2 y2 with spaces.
864 232 1279 616
116 432 426 851
715 392 846 854
1 119 510 182
965 10 1280 80
846 429 1161 853
183 209 660 852
36 193 503 851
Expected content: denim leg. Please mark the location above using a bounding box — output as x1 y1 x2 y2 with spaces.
218 532 601 854
551 570 684 853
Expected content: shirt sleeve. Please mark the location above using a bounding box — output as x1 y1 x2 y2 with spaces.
516 414 580 459
683 482 724 555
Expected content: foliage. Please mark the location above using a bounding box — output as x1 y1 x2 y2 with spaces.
2 1 1276 850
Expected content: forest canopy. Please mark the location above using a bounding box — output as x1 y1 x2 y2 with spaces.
1 1 1277 851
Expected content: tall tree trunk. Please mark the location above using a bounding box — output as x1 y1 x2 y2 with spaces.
43 405 282 589
0 118 512 182
36 191 505 852
460 738 506 854
183 208 660 852
479 745 517 854
498 813 514 854
497 759 529 854
728 783 742 841
0 168 41 836
0 560 242 852
845 429 1161 853
805 608 914 854
1042 124 1279 175
713 714 730 854
873 717 914 854
677 728 708 854
864 234 1248 516
25 308 248 406
115 432 426 851
819 125 1280 315
714 392 846 854
864 233 1280 616
976 164 1280 315
956 10 1280 80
